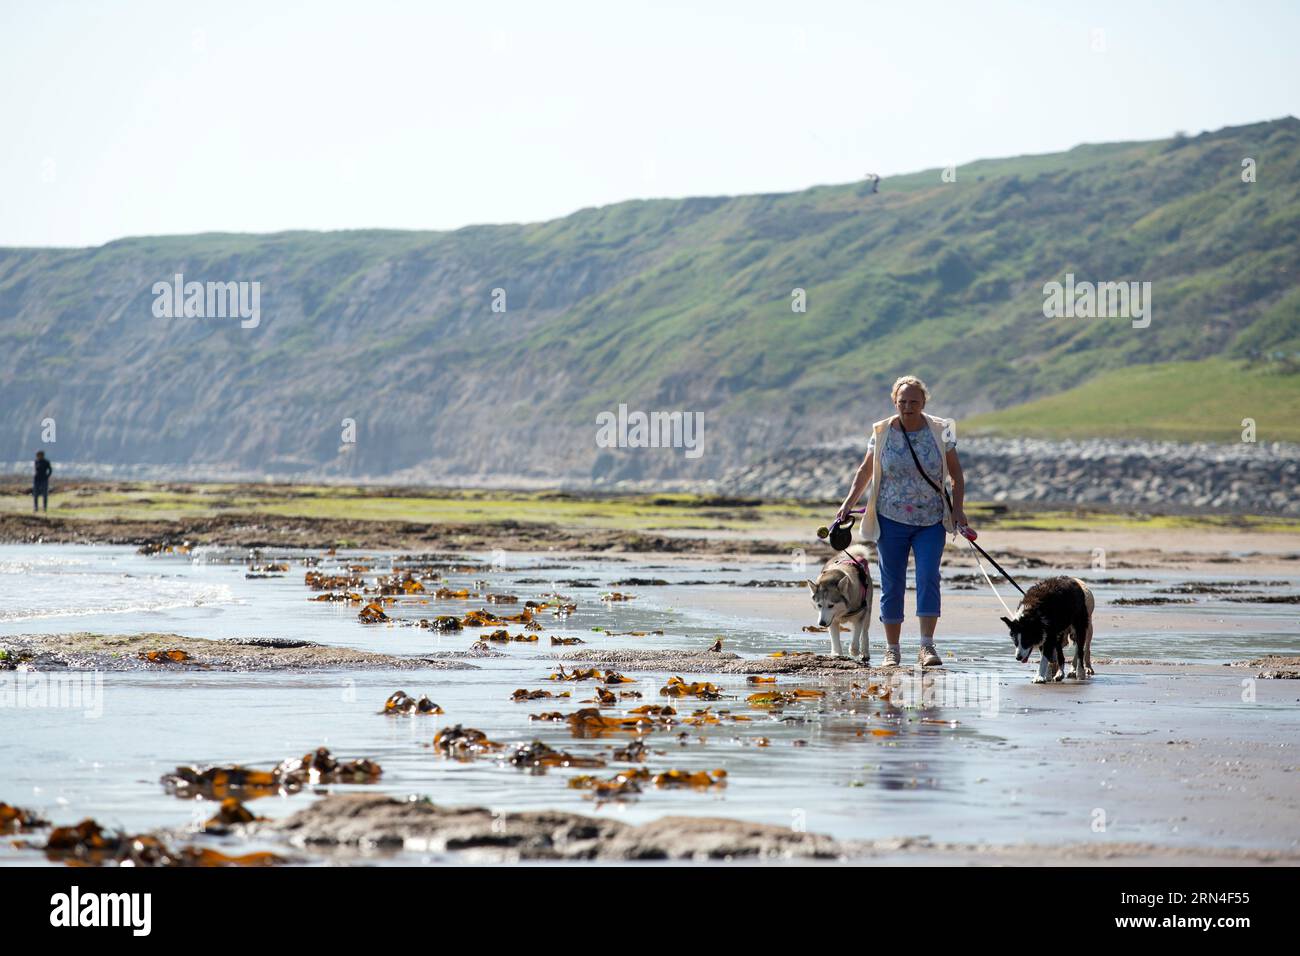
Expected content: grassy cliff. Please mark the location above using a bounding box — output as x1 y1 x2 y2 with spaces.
965 358 1300 442
2 118 1297 479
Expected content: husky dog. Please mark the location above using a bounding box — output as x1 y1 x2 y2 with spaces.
806 544 874 660
1002 576 1095 683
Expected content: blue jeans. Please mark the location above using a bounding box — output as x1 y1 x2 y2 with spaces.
876 512 945 624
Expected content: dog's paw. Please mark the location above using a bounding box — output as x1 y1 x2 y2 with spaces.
1086 666 1095 676
1053 672 1064 682
1032 675 1047 684
1066 668 1078 680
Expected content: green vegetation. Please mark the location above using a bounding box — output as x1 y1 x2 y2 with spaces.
978 507 1300 534
965 358 1300 442
4 482 1297 535
0 483 822 531
1 119 1297 475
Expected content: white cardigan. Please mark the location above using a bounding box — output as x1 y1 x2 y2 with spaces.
857 412 956 543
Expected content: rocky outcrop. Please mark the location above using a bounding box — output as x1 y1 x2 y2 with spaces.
263 792 845 861
552 649 877 675
0 632 477 672
9 435 1295 516
716 437 1300 515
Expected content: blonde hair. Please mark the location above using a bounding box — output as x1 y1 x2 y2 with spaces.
890 375 930 402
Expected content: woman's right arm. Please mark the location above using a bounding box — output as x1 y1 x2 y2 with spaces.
837 450 873 521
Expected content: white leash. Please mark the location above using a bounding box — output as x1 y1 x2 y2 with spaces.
966 538 1019 618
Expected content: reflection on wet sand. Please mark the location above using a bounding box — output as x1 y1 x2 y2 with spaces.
1 542 1298 865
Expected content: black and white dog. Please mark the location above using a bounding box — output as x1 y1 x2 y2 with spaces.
807 544 874 660
1002 576 1095 683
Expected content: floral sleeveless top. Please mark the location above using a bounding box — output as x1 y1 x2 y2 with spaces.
866 421 955 526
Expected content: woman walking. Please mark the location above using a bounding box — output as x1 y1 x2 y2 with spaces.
835 376 967 667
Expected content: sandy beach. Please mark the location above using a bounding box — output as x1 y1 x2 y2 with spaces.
2 497 1297 867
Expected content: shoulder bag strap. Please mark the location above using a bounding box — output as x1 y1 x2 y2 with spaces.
896 416 953 511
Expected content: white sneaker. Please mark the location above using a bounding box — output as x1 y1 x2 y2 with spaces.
918 644 943 667
883 645 901 667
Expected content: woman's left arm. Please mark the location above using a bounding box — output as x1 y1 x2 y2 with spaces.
946 448 967 527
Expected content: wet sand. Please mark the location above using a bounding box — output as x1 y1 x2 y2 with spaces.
10 610 1295 866
2 517 1297 866
642 579 1300 864
255 792 1300 865
0 632 480 672
5 496 1298 569
0 511 795 555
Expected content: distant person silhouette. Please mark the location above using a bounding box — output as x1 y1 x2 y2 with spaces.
33 450 52 513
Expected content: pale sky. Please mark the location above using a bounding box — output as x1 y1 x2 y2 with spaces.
2 0 1297 248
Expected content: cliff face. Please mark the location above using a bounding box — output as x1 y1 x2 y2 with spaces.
2 119 1297 482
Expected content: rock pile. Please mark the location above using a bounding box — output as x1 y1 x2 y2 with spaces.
716 438 1300 515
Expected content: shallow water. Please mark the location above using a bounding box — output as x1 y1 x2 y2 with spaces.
1 543 1297 865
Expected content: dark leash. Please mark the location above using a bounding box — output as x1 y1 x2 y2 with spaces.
819 417 1031 606
963 536 1025 597
899 418 1029 613
842 551 872 613
815 509 872 613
